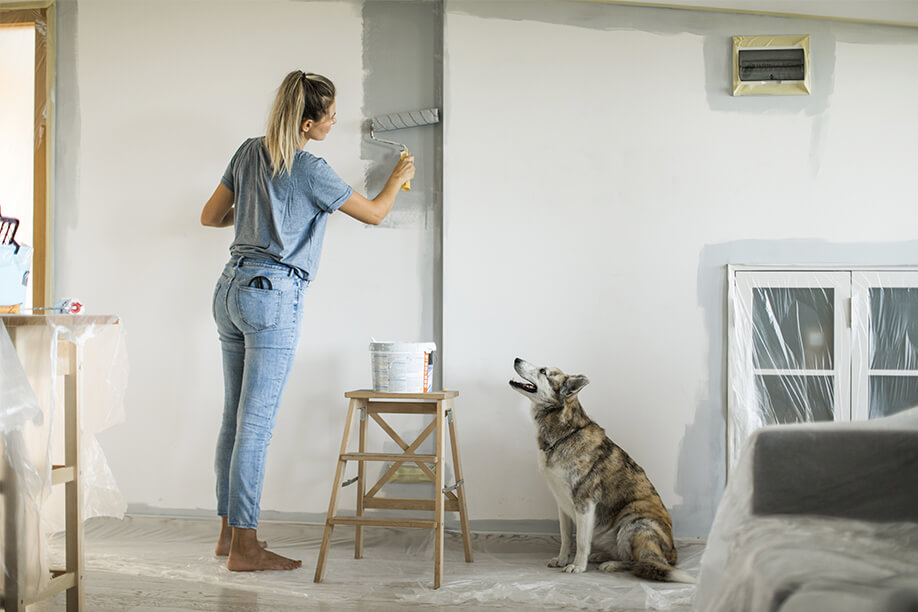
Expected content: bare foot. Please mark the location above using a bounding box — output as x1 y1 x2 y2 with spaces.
215 518 266 556
226 546 302 571
216 535 267 556
225 526 301 571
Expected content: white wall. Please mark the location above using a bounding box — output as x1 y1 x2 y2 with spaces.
443 1 918 536
29 0 918 538
58 0 431 517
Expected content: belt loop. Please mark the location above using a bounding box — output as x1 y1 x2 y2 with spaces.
235 256 245 270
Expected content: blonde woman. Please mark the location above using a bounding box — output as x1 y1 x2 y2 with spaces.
201 70 414 571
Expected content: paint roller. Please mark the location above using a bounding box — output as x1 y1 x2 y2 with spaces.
368 108 440 191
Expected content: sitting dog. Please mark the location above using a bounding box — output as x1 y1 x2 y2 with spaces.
509 357 693 583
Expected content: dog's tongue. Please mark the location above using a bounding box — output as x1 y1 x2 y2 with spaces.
510 379 536 392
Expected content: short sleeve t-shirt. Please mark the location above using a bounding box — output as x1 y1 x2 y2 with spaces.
220 137 353 280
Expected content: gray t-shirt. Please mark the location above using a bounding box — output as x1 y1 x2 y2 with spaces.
220 137 353 280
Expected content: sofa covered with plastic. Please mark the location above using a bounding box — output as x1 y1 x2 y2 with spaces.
696 407 918 612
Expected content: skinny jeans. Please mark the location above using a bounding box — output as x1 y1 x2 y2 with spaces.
212 256 307 529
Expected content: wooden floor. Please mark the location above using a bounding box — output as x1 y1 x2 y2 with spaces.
28 516 703 611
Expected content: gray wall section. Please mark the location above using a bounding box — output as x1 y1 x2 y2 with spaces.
53 0 79 299
362 0 444 388
449 0 918 120
686 240 918 535
361 0 441 226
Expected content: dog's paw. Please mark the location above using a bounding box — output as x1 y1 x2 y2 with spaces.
562 563 586 574
548 554 573 568
598 560 629 573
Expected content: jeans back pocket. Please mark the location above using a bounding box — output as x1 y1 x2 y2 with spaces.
234 284 282 332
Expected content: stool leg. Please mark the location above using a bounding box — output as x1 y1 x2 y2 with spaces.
314 398 361 583
355 401 368 559
446 399 473 562
433 399 445 589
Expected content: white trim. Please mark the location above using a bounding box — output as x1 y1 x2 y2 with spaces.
753 369 836 376
868 371 918 377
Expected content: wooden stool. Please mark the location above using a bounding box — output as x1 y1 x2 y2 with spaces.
314 390 472 588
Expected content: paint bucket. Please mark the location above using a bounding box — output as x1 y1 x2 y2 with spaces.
370 341 436 393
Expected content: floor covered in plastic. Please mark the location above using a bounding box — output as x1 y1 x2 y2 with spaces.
32 515 704 611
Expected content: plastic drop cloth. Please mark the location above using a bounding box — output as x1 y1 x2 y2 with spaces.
0 316 128 599
45 515 704 611
696 407 918 612
727 268 918 470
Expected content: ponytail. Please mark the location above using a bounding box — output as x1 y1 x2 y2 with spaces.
264 70 336 176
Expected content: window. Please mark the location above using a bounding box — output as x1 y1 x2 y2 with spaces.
727 266 918 471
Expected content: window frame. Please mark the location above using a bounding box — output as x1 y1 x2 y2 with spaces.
728 266 852 472
851 270 918 422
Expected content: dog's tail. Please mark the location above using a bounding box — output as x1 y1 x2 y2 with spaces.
599 558 695 583
632 558 696 584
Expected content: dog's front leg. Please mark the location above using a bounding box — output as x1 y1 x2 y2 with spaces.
563 502 595 574
548 507 574 568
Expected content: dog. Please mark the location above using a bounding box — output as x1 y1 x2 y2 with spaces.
509 357 693 583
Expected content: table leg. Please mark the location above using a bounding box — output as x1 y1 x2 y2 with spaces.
63 340 84 611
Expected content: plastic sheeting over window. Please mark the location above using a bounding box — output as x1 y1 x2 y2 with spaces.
727 267 918 472
866 286 918 417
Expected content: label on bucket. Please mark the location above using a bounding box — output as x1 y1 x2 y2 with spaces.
370 341 436 393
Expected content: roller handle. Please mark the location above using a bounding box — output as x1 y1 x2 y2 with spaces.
401 150 411 191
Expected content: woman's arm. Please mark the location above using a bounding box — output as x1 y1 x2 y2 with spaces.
201 184 235 227
339 154 415 225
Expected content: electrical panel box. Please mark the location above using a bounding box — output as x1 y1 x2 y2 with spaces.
733 35 810 96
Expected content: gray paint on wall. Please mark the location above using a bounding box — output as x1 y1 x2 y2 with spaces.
361 0 441 229
449 1 916 112
53 0 80 295
660 239 918 536
685 239 918 533
361 0 444 387
447 1 917 180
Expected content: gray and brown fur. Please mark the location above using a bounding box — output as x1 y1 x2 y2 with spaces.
510 358 693 583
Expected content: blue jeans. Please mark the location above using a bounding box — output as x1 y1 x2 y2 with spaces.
212 256 308 529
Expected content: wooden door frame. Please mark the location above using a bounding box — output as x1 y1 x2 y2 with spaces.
1 0 54 308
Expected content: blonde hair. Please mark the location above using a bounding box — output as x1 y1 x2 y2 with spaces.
264 70 336 176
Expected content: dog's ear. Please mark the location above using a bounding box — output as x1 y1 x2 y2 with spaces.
561 375 589 398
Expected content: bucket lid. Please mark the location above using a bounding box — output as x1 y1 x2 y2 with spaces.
369 341 437 352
